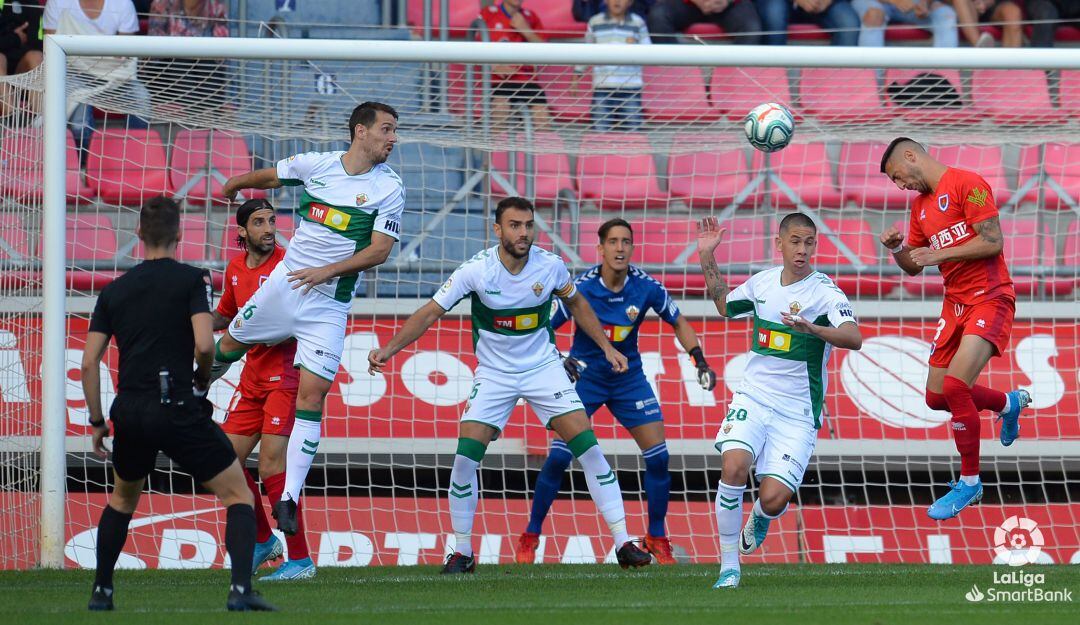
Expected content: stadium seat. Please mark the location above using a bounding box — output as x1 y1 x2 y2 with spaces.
0 213 30 261
642 66 715 123
929 145 1011 207
575 133 667 210
490 132 574 207
60 214 120 291
171 130 264 204
220 214 296 260
839 142 911 210
772 216 898 296
1061 221 1080 296
86 129 172 205
970 69 1055 125
1020 144 1080 211
882 69 976 125
681 23 830 42
666 135 759 209
529 2 586 39
445 63 483 118
799 68 893 124
0 129 92 202
386 142 468 210
768 143 844 209
1059 70 1080 119
711 67 793 122
406 0 482 38
132 218 210 263
536 65 592 123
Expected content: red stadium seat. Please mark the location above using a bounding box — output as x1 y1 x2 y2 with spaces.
1059 70 1080 119
0 129 92 202
971 69 1055 126
929 145 1011 207
1063 222 1080 293
86 129 172 205
535 65 591 123
61 214 120 291
445 63 483 118
220 214 296 260
529 2 586 39
667 135 759 209
490 132 574 207
576 133 667 210
171 130 264 203
882 69 977 125
642 66 715 123
133 218 209 262
0 213 30 261
710 67 792 122
768 143 844 209
681 23 829 42
1020 144 1080 210
405 0 481 38
773 216 898 296
839 142 912 211
800 68 893 124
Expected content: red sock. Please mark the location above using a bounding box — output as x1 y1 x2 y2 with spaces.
264 472 310 561
925 389 948 411
244 470 272 543
943 375 981 476
971 384 1007 413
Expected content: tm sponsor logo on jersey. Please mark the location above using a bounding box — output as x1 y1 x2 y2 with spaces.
602 325 633 342
930 222 972 250
494 313 538 330
757 329 791 352
309 203 351 231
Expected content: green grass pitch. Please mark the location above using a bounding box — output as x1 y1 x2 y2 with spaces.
1 564 1077 624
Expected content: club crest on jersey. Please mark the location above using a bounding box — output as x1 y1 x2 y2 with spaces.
355 193 368 206
532 282 544 297
231 275 238 286
625 305 640 323
788 301 801 315
938 194 949 212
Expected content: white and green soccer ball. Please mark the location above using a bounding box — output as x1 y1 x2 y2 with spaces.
744 102 795 153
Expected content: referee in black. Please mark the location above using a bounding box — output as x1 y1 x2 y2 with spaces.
81 197 275 612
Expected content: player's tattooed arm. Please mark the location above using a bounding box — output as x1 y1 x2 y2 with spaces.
696 217 730 316
930 216 1005 264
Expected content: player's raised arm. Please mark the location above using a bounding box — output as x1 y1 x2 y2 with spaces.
561 290 628 374
696 217 731 316
221 168 283 201
780 310 863 351
879 225 923 276
367 300 448 375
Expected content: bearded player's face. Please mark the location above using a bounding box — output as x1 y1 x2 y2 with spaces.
239 209 276 255
357 111 398 165
886 158 930 194
494 207 535 259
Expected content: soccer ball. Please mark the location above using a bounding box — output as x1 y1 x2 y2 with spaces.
744 102 795 153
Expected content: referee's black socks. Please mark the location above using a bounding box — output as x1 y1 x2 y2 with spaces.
225 503 256 592
94 504 133 591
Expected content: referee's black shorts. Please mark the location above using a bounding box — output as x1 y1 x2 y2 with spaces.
108 393 236 483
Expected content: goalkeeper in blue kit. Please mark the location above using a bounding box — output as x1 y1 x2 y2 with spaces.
515 218 716 564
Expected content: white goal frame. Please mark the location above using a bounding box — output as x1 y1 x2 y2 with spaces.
39 35 1080 568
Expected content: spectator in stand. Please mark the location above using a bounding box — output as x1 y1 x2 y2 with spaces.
754 0 861 46
949 0 1023 47
43 0 151 148
647 0 762 44
141 0 230 109
1027 0 1080 47
851 0 958 47
573 0 650 131
479 0 552 132
573 0 655 22
0 0 44 117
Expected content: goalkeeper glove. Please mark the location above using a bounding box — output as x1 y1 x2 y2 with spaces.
689 346 716 391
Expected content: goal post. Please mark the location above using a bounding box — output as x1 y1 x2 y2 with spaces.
25 35 1080 569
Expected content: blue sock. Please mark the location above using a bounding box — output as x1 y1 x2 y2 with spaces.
526 440 573 535
642 442 671 538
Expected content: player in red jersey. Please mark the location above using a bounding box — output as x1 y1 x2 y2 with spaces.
878 137 1031 521
212 199 314 580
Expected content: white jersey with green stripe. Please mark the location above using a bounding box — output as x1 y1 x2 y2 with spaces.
432 245 577 374
724 267 857 428
276 151 404 302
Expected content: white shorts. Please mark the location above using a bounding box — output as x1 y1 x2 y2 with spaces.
462 359 583 432
227 261 349 381
713 392 817 493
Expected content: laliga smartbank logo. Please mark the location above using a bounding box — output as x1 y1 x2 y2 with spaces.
963 516 1073 604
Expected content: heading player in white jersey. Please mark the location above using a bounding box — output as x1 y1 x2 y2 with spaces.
368 197 653 573
697 214 863 589
210 102 405 536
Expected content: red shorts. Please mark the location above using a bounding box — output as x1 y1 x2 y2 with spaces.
220 384 297 437
928 296 1014 369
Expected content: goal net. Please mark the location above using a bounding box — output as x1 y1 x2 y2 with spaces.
2 36 1078 570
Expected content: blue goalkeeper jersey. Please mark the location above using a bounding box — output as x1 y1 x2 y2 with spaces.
552 265 681 380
